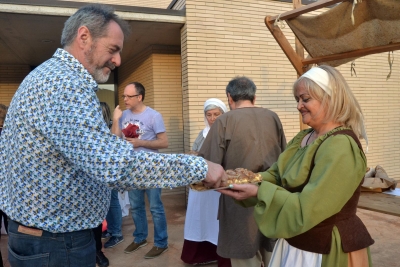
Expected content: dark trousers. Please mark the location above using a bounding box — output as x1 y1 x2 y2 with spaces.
0 243 3 267
0 209 7 267
8 220 96 267
92 223 103 251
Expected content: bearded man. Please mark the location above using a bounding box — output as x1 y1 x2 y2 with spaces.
0 4 226 266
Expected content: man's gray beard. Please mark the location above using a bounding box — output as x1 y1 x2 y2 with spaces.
92 68 110 84
84 45 110 84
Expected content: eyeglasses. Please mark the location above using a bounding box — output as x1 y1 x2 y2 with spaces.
121 94 140 99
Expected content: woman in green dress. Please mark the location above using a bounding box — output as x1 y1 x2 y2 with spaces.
219 65 373 267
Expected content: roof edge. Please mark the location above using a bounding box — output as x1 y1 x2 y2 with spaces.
0 0 185 16
167 0 178 9
0 3 186 23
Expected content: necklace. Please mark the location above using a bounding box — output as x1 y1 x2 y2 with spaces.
306 130 315 145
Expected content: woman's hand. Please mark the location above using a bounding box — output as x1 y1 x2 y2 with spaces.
218 183 259 201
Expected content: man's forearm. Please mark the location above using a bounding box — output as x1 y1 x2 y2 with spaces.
130 137 168 150
127 132 168 150
141 139 168 149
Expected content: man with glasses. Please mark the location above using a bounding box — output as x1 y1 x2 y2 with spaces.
0 4 227 266
112 82 169 259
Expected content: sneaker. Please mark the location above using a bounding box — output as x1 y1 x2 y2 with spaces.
101 232 111 240
96 250 109 267
144 246 168 259
124 240 148 254
104 236 124 248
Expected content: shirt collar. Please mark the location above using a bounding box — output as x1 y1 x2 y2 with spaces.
52 48 99 92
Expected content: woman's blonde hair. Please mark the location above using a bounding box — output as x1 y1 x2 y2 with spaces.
293 65 365 139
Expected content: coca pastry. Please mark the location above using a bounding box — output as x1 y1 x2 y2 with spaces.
190 168 262 191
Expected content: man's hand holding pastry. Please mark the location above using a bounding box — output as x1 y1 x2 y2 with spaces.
202 160 228 189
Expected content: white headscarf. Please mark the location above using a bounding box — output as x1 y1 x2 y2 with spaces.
202 98 228 138
301 67 332 96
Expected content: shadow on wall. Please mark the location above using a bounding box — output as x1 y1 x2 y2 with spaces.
160 116 183 154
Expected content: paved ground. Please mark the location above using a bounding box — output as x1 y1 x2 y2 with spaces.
1 193 400 267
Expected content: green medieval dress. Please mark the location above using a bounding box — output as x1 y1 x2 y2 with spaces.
242 126 373 267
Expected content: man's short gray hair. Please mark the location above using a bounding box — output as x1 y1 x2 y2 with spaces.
226 76 256 102
61 4 130 47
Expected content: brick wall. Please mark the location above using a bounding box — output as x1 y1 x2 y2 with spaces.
152 47 183 154
338 54 400 176
183 0 400 177
118 47 154 110
181 24 191 152
0 65 30 106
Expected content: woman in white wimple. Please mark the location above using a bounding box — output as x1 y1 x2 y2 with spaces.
181 98 229 266
220 65 374 267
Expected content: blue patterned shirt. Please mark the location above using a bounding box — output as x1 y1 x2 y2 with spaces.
0 49 207 233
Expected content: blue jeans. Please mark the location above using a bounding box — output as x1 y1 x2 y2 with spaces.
128 188 168 248
105 189 122 237
8 220 95 267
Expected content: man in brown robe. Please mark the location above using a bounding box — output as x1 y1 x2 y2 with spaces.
198 76 286 267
